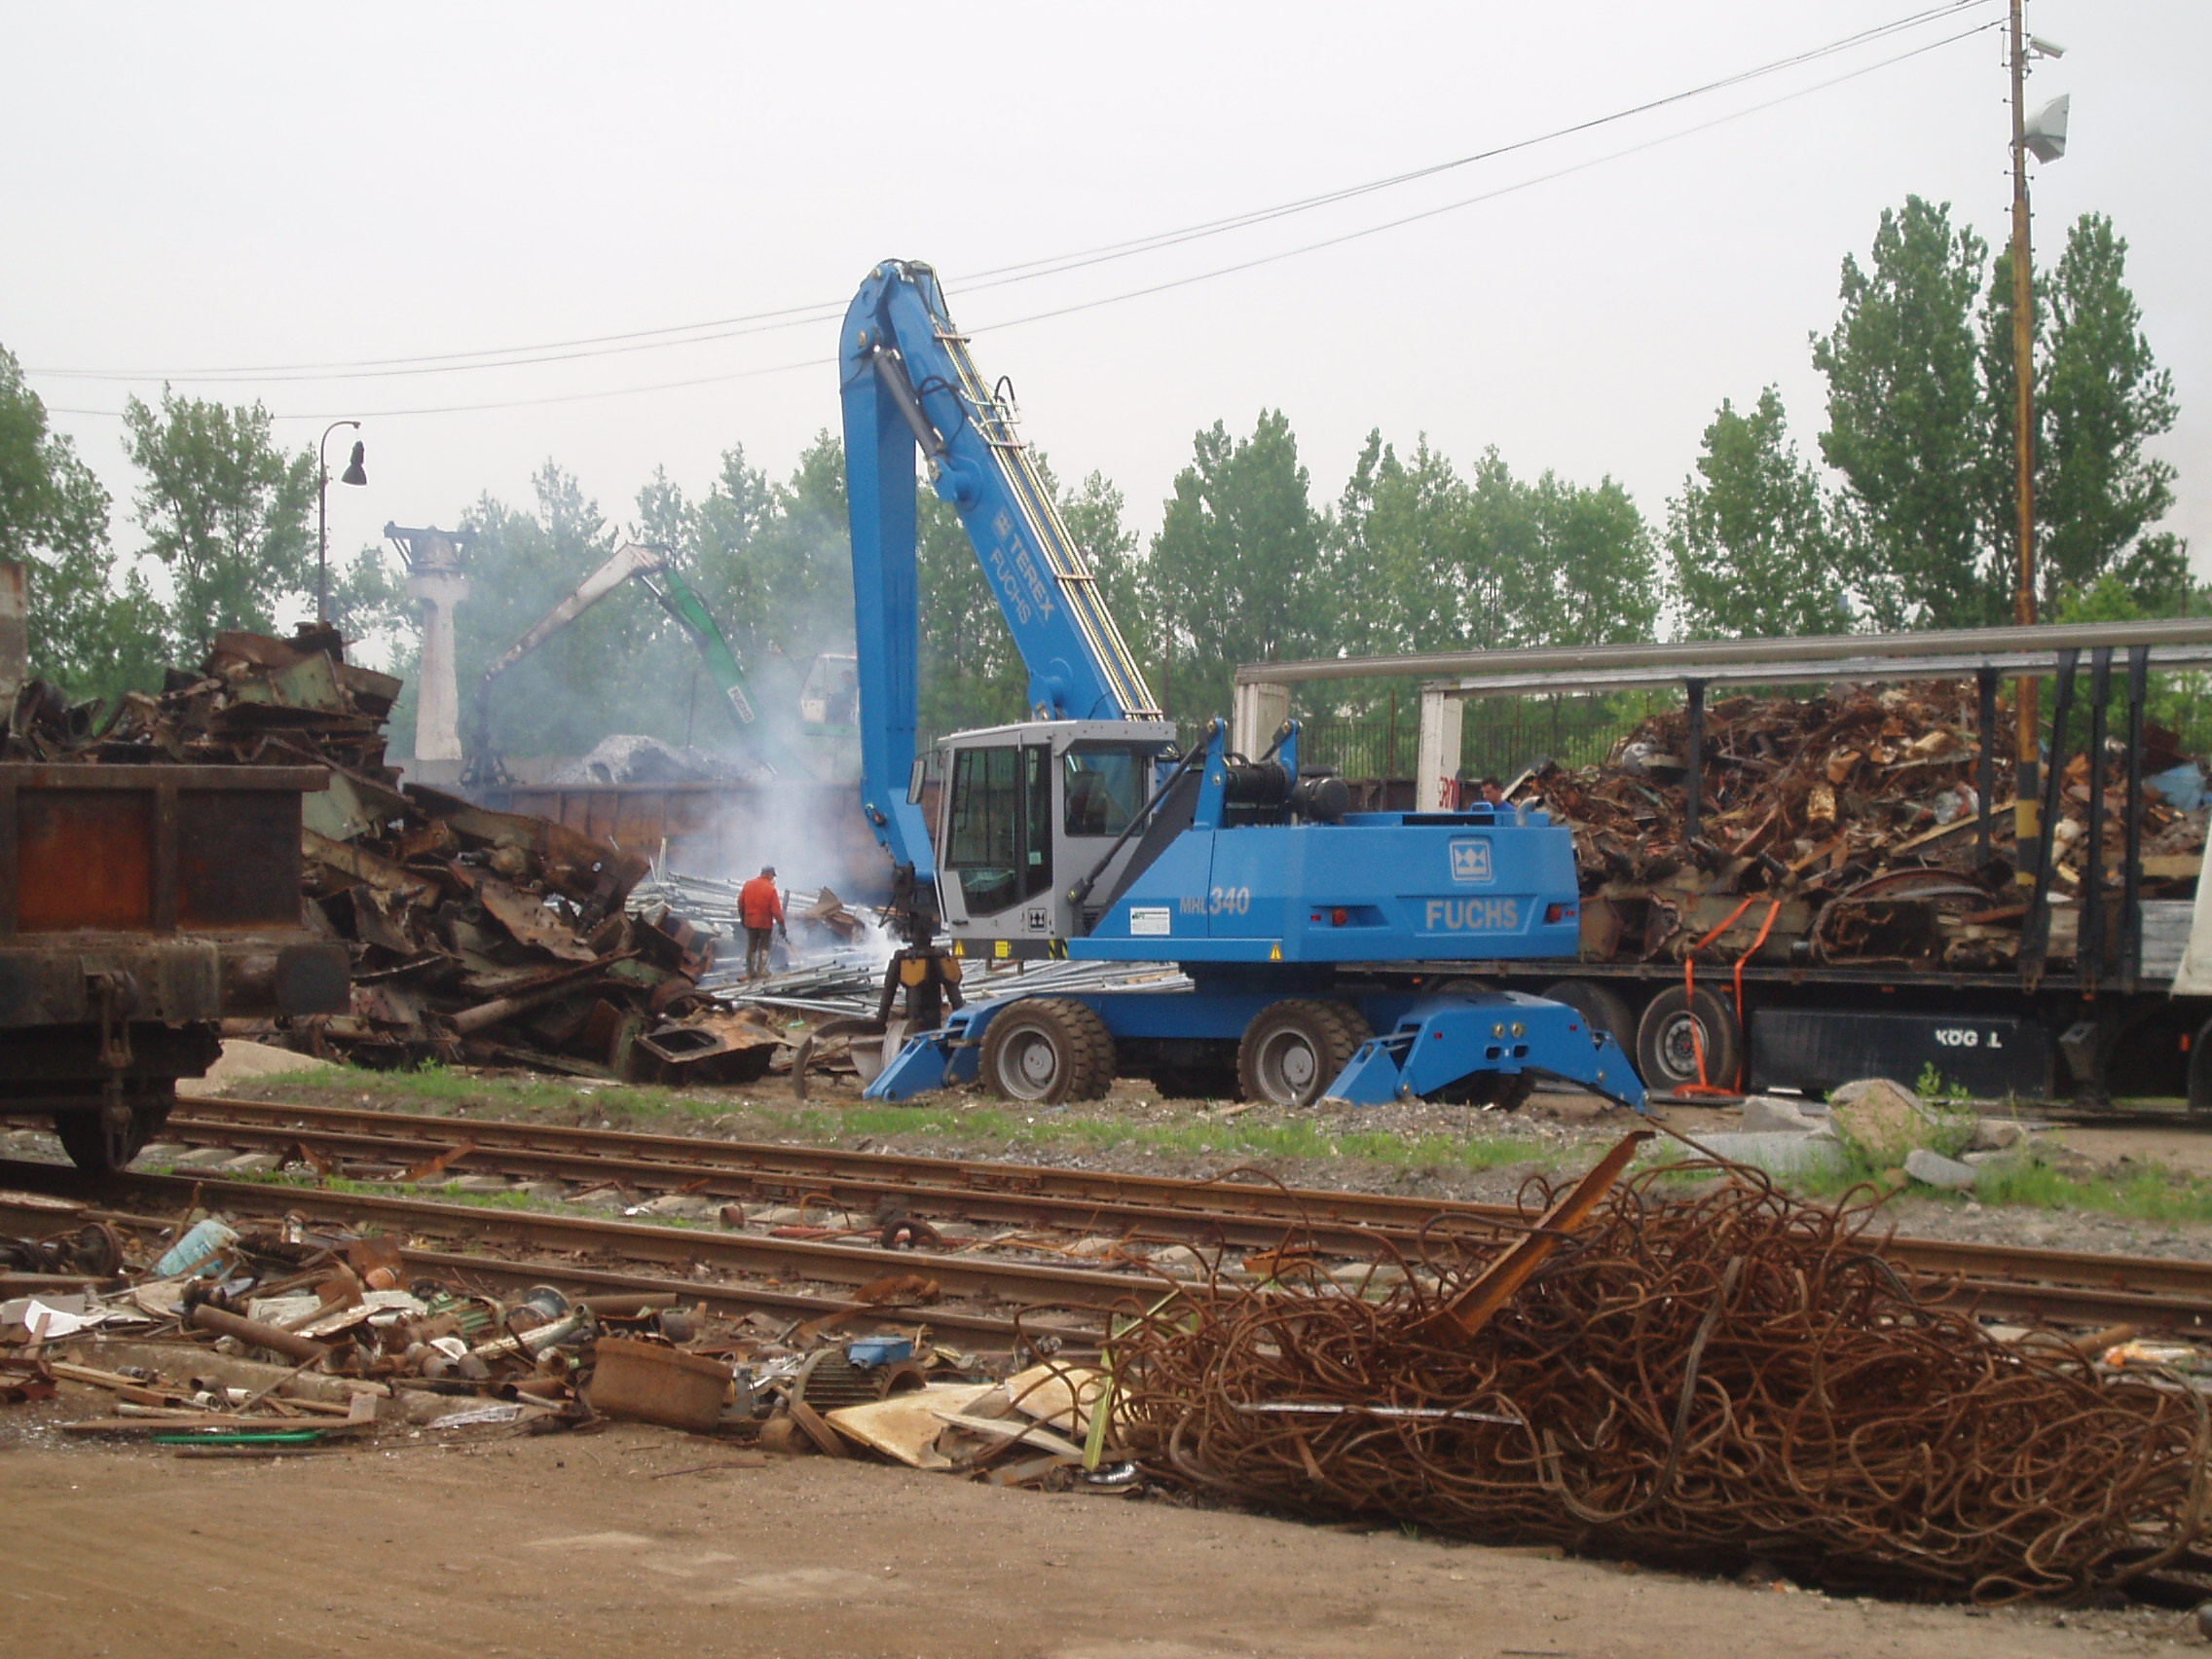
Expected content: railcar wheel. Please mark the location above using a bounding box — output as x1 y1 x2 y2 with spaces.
1237 1000 1371 1108
978 998 1115 1104
53 1103 161 1174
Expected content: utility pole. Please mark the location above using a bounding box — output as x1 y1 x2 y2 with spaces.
2008 0 2041 883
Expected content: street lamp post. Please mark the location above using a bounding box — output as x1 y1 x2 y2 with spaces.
317 420 368 625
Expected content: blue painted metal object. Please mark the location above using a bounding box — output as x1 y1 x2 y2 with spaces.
1066 721 1583 965
1323 994 1645 1111
865 985 1646 1113
838 258 1646 1114
841 259 1160 891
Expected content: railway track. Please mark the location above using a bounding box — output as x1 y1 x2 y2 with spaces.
0 1161 1133 1343
152 1095 2212 1324
19 1093 2212 1334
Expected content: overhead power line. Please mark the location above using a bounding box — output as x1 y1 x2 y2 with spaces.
37 9 2003 422
31 0 1998 390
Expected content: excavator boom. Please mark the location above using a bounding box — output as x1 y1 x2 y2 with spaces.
465 541 769 772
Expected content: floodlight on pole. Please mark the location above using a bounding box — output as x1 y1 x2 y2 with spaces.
2023 93 2070 162
317 421 367 625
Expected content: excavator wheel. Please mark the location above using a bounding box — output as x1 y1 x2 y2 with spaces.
1538 978 1638 1051
978 998 1116 1104
1237 1000 1371 1109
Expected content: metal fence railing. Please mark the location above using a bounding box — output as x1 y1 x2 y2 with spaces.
1298 691 1678 783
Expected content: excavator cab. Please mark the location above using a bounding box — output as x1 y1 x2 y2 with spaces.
929 719 1179 955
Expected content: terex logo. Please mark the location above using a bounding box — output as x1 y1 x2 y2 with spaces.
1425 898 1520 932
1449 838 1493 884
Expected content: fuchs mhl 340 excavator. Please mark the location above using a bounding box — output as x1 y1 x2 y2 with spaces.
839 259 1645 1114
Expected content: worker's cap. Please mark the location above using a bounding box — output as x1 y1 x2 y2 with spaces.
760 865 776 876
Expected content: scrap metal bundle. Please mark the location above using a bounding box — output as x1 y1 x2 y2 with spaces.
292 782 781 1082
7 624 779 1083
1524 681 2206 970
7 623 401 771
1114 1159 2210 1604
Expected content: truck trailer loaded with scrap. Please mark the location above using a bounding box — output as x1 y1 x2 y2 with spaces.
1229 621 2212 1108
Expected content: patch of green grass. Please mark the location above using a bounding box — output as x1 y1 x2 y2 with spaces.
293 1062 714 1125
1970 1157 2212 1226
289 1065 1561 1178
742 1097 1553 1174
1774 1136 2212 1227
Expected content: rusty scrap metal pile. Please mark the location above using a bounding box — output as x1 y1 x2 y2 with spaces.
1521 681 2206 971
1113 1152 2210 1604
0 1194 1108 1480
4 625 778 1083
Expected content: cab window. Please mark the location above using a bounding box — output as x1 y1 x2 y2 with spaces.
1063 746 1147 838
946 744 1055 912
946 745 1019 913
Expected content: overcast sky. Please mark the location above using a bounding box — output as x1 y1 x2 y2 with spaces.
5 1 2205 644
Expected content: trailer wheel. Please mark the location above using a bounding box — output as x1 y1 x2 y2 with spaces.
1538 978 1637 1049
2188 1014 2212 1112
1634 986 1742 1094
979 998 1115 1104
1238 1000 1371 1109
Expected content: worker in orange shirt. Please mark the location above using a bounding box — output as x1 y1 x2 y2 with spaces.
739 865 788 979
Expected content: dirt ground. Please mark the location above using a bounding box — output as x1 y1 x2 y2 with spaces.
18 1067 2212 1653
4 1423 2201 1659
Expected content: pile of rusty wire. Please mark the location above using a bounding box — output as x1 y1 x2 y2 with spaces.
1112 1160 2210 1604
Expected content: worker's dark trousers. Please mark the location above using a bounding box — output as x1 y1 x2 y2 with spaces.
746 926 774 978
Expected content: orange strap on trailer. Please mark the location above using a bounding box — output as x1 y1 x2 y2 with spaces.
1676 897 1758 1097
1726 899 1784 1092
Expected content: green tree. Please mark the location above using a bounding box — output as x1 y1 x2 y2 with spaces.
914 456 1151 739
916 487 1022 738
0 346 164 700
1666 387 1851 639
1986 213 2186 611
1058 466 1153 680
1812 197 1992 628
1335 432 1469 659
1150 411 1324 721
445 461 663 759
1318 434 1658 727
1508 464 1661 646
122 387 317 652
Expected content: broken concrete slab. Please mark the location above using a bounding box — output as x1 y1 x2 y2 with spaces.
1680 1131 1851 1178
1903 1147 1979 1191
1968 1118 2029 1153
1739 1096 1827 1135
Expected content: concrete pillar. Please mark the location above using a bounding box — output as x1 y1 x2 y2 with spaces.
0 562 25 704
1232 680 1289 758
407 570 469 761
1416 687 1464 810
